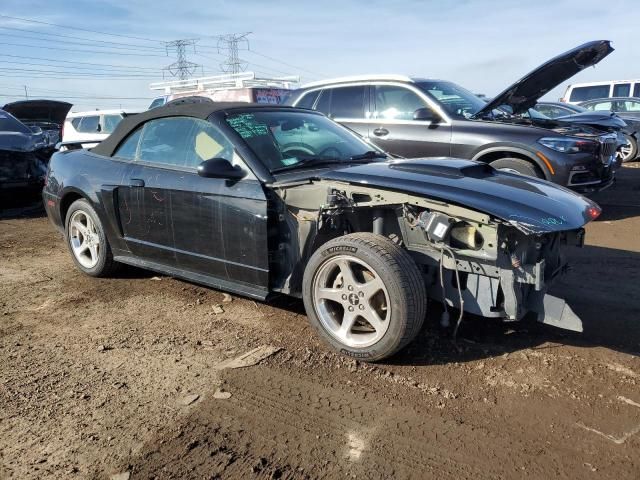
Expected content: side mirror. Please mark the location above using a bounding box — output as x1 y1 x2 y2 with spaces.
413 107 441 122
197 158 246 180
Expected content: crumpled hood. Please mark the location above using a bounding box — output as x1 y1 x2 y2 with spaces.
0 131 45 152
475 40 613 117
317 158 599 234
2 100 72 125
555 111 627 130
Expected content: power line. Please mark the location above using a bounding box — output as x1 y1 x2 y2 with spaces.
0 25 166 50
0 53 162 71
163 39 202 80
0 31 166 52
0 14 162 43
0 41 168 57
248 49 323 78
0 59 160 75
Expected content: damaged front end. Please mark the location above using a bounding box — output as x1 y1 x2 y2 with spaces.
267 159 599 333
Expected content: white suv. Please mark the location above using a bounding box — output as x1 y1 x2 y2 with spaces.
61 110 134 149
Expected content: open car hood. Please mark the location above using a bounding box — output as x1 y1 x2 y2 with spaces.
2 100 73 126
475 41 613 117
317 158 599 235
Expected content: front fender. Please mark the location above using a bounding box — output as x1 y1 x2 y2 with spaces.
471 144 553 180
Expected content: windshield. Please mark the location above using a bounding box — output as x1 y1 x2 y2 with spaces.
0 110 31 134
226 110 385 172
415 80 487 119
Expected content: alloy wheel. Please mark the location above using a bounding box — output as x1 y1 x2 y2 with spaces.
68 210 100 269
312 255 391 348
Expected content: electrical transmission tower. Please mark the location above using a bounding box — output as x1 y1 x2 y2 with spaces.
163 39 202 80
217 33 251 74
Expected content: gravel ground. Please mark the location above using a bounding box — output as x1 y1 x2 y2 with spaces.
1 165 639 479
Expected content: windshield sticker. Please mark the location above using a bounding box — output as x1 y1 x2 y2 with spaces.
227 114 269 139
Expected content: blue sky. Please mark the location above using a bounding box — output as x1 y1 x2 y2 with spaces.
1 0 638 111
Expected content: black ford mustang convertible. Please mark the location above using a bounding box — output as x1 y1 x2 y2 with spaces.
44 102 600 361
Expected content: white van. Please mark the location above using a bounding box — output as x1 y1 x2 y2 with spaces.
562 80 640 104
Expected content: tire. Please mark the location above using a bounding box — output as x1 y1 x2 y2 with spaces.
619 134 638 163
302 233 427 362
490 157 544 178
65 198 119 277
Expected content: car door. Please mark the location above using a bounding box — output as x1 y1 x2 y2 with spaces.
169 118 269 295
369 84 451 157
113 116 269 295
313 86 371 140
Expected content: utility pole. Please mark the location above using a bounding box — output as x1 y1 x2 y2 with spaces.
24 85 28 99
163 39 202 80
217 33 250 74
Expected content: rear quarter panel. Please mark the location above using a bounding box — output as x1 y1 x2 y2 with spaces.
44 149 130 245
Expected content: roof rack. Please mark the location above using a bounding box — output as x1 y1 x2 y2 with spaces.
149 71 300 95
301 74 413 89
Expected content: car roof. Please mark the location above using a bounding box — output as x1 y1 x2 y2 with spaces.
91 102 305 157
581 96 640 103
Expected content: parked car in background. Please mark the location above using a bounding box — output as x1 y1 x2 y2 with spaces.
561 80 640 104
286 41 618 192
579 97 640 119
2 100 72 148
536 101 639 162
61 109 136 150
44 102 600 360
0 108 50 196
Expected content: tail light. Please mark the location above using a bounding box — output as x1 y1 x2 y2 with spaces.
586 206 601 220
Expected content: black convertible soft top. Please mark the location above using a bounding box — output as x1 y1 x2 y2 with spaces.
92 102 289 157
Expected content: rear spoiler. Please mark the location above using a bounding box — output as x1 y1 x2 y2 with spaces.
56 140 102 151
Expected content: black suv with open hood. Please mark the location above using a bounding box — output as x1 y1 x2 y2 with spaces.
285 41 618 193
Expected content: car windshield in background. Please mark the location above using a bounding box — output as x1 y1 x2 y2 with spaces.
226 110 385 172
0 110 31 134
416 80 487 119
102 114 123 134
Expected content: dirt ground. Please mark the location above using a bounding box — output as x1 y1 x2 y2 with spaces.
1 165 639 480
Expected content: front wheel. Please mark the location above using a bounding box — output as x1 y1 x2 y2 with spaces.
490 157 544 178
65 198 119 277
302 233 427 362
618 134 638 163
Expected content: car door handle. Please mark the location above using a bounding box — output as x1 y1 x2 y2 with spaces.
129 178 145 187
372 127 389 137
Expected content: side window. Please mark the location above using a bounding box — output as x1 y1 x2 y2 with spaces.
71 118 82 130
113 127 142 160
102 114 123 134
634 84 640 98
328 86 366 118
612 83 631 97
135 117 235 169
374 85 427 120
591 101 613 111
315 89 331 115
295 90 320 109
623 100 640 112
569 85 610 102
78 115 100 133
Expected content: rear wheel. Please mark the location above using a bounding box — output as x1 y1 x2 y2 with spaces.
490 157 544 178
65 198 119 277
618 134 638 163
302 233 427 362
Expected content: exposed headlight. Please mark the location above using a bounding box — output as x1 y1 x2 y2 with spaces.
538 137 598 154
